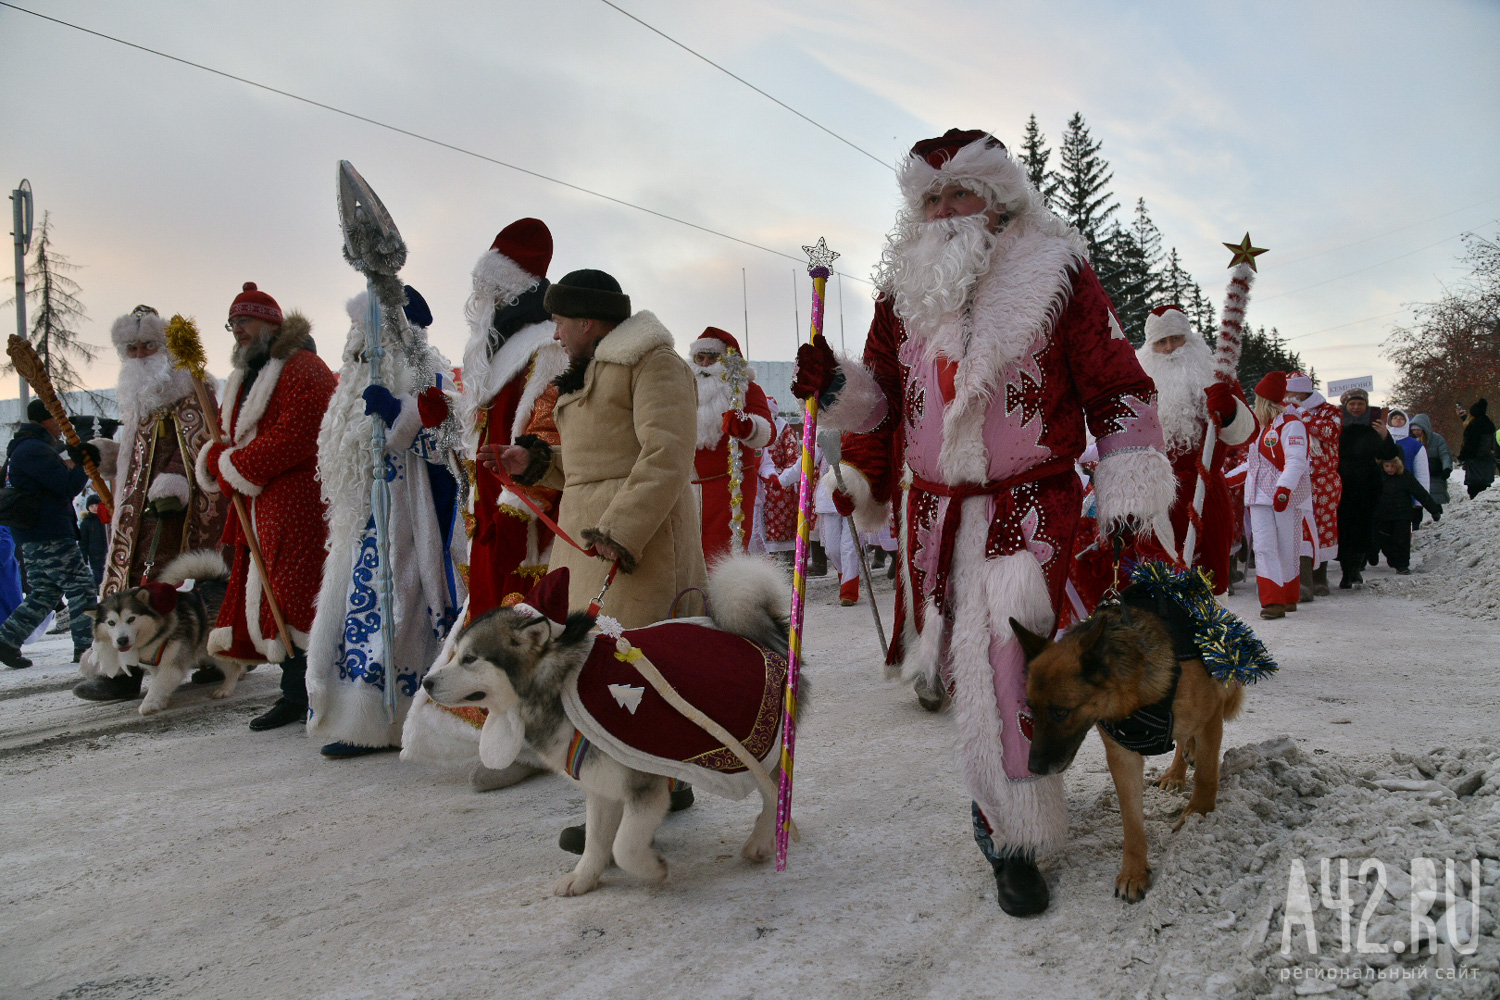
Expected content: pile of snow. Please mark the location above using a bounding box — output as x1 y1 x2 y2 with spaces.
1373 488 1500 620
1050 737 1500 1000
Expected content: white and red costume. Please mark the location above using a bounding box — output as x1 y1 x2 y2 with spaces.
1134 305 1256 593
199 291 336 664
816 131 1175 857
1244 372 1311 608
761 420 816 552
1285 372 1340 563
691 327 773 563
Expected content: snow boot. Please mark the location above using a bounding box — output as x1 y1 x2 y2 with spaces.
0 641 31 670
809 541 828 578
320 742 398 758
191 664 225 685
471 761 546 792
1312 563 1330 597
870 547 887 569
73 669 143 701
249 698 307 731
993 856 1050 917
669 783 695 812
1259 604 1285 620
559 825 586 855
914 673 946 713
1299 557 1316 603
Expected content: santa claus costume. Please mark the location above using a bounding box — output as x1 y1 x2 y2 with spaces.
760 415 817 554
304 287 466 756
1244 372 1311 618
1133 305 1256 593
799 130 1175 915
1284 371 1340 595
690 328 773 564
73 306 229 702
400 220 567 778
198 283 337 723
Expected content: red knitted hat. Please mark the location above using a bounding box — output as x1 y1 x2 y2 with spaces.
489 218 553 281
690 326 741 357
1255 371 1288 406
228 282 283 324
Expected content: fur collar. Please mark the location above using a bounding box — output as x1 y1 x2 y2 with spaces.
458 321 559 446
593 311 673 367
220 313 315 444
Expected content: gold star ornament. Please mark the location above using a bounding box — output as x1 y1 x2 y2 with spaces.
1223 233 1269 271
802 237 840 274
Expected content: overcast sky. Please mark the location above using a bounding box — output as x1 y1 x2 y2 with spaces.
2 0 1497 404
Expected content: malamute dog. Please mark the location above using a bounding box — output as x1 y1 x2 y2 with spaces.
86 549 239 716
423 555 796 897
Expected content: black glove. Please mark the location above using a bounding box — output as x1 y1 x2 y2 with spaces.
66 442 101 468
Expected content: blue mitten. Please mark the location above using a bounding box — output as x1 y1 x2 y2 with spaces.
362 385 402 427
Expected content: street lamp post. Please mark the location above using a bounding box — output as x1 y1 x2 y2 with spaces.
11 180 33 408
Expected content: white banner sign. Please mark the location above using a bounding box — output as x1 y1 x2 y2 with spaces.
1327 376 1374 396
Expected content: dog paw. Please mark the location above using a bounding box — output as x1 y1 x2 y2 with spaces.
741 836 773 863
209 687 232 700
139 701 165 716
1172 804 1214 832
1114 868 1151 903
1154 772 1187 792
553 871 601 897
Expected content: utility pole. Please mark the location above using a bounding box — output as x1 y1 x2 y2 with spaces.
838 272 847 354
792 268 800 350
742 267 750 359
11 179 32 407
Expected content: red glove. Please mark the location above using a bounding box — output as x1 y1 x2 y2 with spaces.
832 489 856 517
417 386 450 428
791 339 838 401
722 411 754 440
1273 487 1291 512
1204 382 1238 425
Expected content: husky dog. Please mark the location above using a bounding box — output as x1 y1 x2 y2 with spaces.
423 555 796 897
87 549 239 716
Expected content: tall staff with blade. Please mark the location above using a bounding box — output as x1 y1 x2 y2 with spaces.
336 161 408 725
1181 234 1265 568
776 237 838 871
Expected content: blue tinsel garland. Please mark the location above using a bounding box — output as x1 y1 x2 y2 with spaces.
1129 561 1279 685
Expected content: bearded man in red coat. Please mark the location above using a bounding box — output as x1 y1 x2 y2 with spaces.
1134 304 1255 594
794 129 1175 916
691 327 773 563
198 282 337 732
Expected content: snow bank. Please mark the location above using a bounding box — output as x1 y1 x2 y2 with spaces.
1372 488 1500 620
1052 737 1500 1000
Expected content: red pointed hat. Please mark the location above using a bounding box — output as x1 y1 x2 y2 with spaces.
690 326 741 357
1255 371 1289 405
489 218 553 281
228 282 283 324
516 567 570 626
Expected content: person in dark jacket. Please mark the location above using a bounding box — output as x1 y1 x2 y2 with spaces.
1457 398 1497 499
78 495 108 589
1408 413 1452 516
0 399 100 667
1373 453 1441 573
1336 388 1401 589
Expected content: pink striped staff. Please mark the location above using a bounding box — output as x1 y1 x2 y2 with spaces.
777 237 839 870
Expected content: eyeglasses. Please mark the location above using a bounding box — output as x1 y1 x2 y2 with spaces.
224 316 253 332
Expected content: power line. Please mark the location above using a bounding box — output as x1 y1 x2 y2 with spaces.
1283 309 1410 342
1263 195 1500 272
597 0 890 171
1259 228 1488 303
0 1 873 285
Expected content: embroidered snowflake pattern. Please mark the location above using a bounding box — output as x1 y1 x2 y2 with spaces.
1003 369 1044 429
595 615 624 639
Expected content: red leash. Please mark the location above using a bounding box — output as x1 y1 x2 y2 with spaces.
486 449 619 615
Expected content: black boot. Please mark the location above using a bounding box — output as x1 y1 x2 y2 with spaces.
809 541 828 578
191 664 225 684
669 784 694 812
0 640 33 670
73 670 143 701
993 856 1050 916
559 825 586 855
249 698 306 731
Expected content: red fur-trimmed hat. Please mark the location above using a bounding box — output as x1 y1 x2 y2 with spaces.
1254 371 1288 406
228 282 283 325
1143 304 1192 346
489 218 552 282
1285 371 1314 394
898 128 1030 214
515 567 569 627
690 326 741 358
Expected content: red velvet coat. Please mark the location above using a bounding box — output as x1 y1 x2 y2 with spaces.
694 380 773 562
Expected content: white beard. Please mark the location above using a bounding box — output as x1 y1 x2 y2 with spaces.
694 362 735 449
1137 336 1214 458
116 352 196 432
878 215 997 338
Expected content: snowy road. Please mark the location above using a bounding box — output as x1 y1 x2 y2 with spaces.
2 547 1497 999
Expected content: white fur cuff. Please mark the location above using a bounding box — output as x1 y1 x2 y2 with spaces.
819 357 886 434
146 472 190 506
384 393 425 453
1092 447 1176 543
218 447 262 498
819 463 888 533
195 442 219 494
740 414 773 449
1219 398 1256 448
496 487 535 521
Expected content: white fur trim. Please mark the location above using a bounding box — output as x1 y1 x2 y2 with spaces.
472 250 541 304
898 135 1032 215
818 357 886 434
458 322 556 450
593 311 674 366
496 487 534 522
399 687 482 766
1092 447 1177 550
110 310 167 355
741 414 773 450
510 342 567 440
819 463 888 533
1143 307 1192 346
195 442 219 494
1220 397 1256 448
231 358 286 444
690 338 726 357
145 471 190 506
899 597 945 686
207 626 234 656
218 447 262 498
383 391 425 454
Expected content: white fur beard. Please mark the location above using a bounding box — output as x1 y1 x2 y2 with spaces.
1138 339 1213 457
116 353 195 430
880 215 997 338
695 364 734 449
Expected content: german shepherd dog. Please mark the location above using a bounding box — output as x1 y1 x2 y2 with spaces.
423 556 794 897
86 550 239 716
1012 604 1243 902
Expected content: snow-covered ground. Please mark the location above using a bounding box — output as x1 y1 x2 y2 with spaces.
2 543 1498 1000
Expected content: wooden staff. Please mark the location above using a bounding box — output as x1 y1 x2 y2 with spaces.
163 315 294 657
6 335 114 507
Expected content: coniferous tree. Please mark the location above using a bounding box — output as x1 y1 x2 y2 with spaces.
1019 114 1055 208
1100 225 1154 345
1238 325 1314 399
0 212 96 393
1188 282 1217 342
1160 247 1192 306
1131 199 1165 304
1053 112 1118 252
